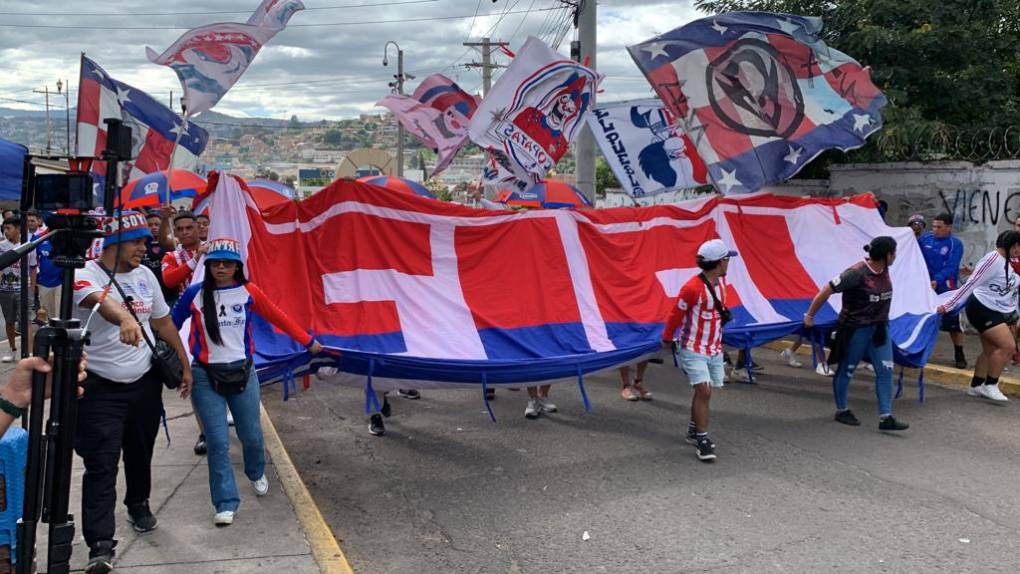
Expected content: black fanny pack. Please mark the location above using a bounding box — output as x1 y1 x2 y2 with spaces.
201 359 253 396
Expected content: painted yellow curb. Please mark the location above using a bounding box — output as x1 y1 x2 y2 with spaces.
261 406 356 574
764 341 1020 397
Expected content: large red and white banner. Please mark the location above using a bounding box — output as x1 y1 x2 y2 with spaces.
207 174 941 387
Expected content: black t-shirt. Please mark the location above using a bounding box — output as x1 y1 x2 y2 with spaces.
141 239 175 302
829 261 893 326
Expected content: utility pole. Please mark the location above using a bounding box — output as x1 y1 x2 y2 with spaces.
464 37 508 97
384 41 412 176
33 85 52 154
574 0 597 203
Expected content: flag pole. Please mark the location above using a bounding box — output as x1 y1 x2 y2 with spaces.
164 105 189 207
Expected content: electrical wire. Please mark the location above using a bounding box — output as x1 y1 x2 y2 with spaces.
0 6 562 30
0 0 441 17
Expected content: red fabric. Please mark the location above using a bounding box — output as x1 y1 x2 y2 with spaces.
248 283 313 346
663 275 727 356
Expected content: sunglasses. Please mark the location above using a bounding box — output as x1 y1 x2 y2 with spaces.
209 260 237 268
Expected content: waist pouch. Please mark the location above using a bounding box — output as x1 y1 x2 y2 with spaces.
200 359 253 396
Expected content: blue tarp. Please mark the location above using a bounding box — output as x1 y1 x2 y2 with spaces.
0 138 27 202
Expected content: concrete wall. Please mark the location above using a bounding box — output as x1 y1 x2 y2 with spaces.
828 161 1020 267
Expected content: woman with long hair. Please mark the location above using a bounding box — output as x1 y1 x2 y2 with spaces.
939 230 1020 403
804 236 908 431
172 238 322 526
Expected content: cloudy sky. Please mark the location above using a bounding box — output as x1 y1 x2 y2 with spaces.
0 0 703 120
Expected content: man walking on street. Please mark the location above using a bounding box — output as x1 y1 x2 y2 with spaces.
661 239 736 462
920 213 967 368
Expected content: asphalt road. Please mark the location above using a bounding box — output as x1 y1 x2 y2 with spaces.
268 350 1020 574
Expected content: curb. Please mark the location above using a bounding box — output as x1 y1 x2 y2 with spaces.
762 341 1020 397
261 406 356 574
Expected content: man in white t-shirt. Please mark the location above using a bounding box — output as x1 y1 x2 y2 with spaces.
71 211 192 574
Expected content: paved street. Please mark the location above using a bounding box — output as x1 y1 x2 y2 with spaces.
267 348 1020 574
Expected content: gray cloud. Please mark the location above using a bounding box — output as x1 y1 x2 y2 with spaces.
1 0 702 119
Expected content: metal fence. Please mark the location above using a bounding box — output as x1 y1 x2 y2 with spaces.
858 125 1020 163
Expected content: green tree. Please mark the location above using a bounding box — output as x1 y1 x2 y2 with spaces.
694 0 1020 128
322 129 344 146
595 158 620 197
288 115 301 129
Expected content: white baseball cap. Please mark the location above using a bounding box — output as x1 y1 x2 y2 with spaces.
697 239 738 262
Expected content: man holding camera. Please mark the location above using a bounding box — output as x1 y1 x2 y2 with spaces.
72 212 192 574
661 239 736 463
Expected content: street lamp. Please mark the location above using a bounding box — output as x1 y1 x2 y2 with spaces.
32 85 52 155
383 41 414 177
56 79 71 155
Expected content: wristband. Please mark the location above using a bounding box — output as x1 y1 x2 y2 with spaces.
0 395 25 419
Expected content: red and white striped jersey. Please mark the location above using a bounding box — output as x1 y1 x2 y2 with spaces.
662 274 728 356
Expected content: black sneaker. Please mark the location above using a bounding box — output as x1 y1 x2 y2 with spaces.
879 416 909 431
695 437 717 462
193 434 207 455
685 428 697 445
380 397 392 418
834 410 861 426
369 413 385 436
397 389 421 399
954 351 967 369
85 540 116 574
127 501 158 532
647 357 664 365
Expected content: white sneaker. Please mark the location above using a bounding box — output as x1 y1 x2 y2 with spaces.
815 363 832 377
251 475 269 496
214 510 235 526
227 411 235 426
730 368 750 382
780 348 803 368
538 398 558 413
966 385 987 398
1 355 12 363
983 384 1010 402
524 400 540 419
864 363 875 372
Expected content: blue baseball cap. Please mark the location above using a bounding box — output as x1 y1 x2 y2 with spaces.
206 237 243 262
102 211 152 248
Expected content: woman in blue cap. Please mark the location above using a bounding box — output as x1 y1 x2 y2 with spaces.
172 237 322 526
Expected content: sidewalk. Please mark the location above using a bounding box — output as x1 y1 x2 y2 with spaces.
0 352 327 573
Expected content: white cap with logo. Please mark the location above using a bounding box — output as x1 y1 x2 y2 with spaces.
697 239 738 262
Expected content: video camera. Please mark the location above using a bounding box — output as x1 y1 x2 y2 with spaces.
13 118 134 574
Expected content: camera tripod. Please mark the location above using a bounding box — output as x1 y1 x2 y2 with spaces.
15 216 102 574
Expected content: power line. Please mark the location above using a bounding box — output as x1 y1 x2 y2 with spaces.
0 6 562 30
0 0 440 17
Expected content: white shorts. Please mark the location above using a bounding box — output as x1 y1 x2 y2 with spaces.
679 348 725 388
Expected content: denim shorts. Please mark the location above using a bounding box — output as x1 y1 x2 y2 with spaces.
679 348 725 388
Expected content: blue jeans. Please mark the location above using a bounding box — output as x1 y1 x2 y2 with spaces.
832 325 894 417
191 362 266 513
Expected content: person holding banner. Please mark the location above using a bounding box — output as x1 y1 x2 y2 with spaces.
804 237 909 431
661 239 736 462
938 230 1020 403
171 238 323 526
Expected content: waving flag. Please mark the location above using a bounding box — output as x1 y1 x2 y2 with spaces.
76 57 208 180
146 0 305 115
207 174 939 397
469 37 599 188
628 12 887 194
588 99 708 197
377 74 480 177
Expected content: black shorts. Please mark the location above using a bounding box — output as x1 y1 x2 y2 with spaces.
940 312 962 333
965 298 1019 333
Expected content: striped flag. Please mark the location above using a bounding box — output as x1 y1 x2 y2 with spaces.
75 57 208 180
